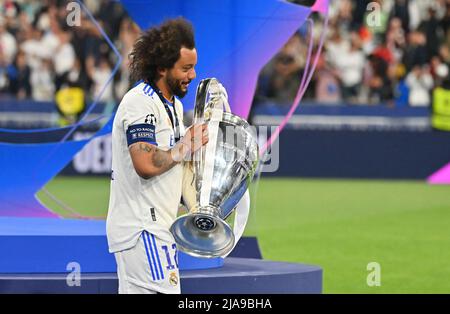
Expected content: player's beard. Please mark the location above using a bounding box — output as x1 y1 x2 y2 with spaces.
166 72 190 99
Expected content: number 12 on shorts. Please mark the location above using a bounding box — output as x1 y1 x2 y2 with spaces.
161 244 178 270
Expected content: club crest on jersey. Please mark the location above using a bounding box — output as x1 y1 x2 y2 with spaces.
169 272 179 286
145 114 156 125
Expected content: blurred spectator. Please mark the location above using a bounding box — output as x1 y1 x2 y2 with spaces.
20 27 45 69
314 52 342 104
254 34 304 105
349 0 372 31
403 30 430 70
8 50 31 99
88 56 114 103
405 65 434 107
418 8 444 58
326 28 349 59
115 17 140 98
95 0 125 40
385 17 407 62
330 32 365 103
391 0 413 34
431 77 450 131
439 45 450 65
430 56 449 87
30 58 54 101
62 57 90 91
54 29 75 89
334 0 354 34
0 19 17 65
365 54 393 104
263 53 302 105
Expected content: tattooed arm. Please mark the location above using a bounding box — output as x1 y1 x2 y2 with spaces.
129 123 208 179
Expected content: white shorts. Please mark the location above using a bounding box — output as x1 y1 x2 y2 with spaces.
114 230 181 294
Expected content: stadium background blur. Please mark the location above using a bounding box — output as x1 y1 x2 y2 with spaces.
1 0 450 293
1 0 449 110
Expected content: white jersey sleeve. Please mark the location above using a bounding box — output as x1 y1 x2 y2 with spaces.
122 86 160 148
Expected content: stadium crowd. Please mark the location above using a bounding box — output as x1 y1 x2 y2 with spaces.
254 0 450 107
0 0 449 110
0 0 138 109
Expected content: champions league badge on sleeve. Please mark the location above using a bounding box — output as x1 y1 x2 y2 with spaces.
145 114 157 125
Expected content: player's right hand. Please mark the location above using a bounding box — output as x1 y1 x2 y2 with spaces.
184 123 209 153
173 123 209 162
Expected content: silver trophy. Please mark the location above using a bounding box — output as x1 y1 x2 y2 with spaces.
170 78 259 258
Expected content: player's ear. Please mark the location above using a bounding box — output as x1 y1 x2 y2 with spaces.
157 67 167 78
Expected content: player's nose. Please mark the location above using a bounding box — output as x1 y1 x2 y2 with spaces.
188 68 196 80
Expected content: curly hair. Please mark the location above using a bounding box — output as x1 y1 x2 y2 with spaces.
129 17 195 83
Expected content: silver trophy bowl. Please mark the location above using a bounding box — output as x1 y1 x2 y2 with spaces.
170 78 259 258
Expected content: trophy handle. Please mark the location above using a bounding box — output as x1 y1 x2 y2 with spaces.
192 78 230 201
193 78 230 124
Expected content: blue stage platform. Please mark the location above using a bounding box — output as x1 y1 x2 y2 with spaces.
0 218 322 293
0 258 322 294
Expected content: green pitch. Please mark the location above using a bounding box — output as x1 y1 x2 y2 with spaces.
37 177 450 293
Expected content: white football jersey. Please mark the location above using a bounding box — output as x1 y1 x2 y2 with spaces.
106 81 186 253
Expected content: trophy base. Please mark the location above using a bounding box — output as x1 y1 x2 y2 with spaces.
170 212 235 258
